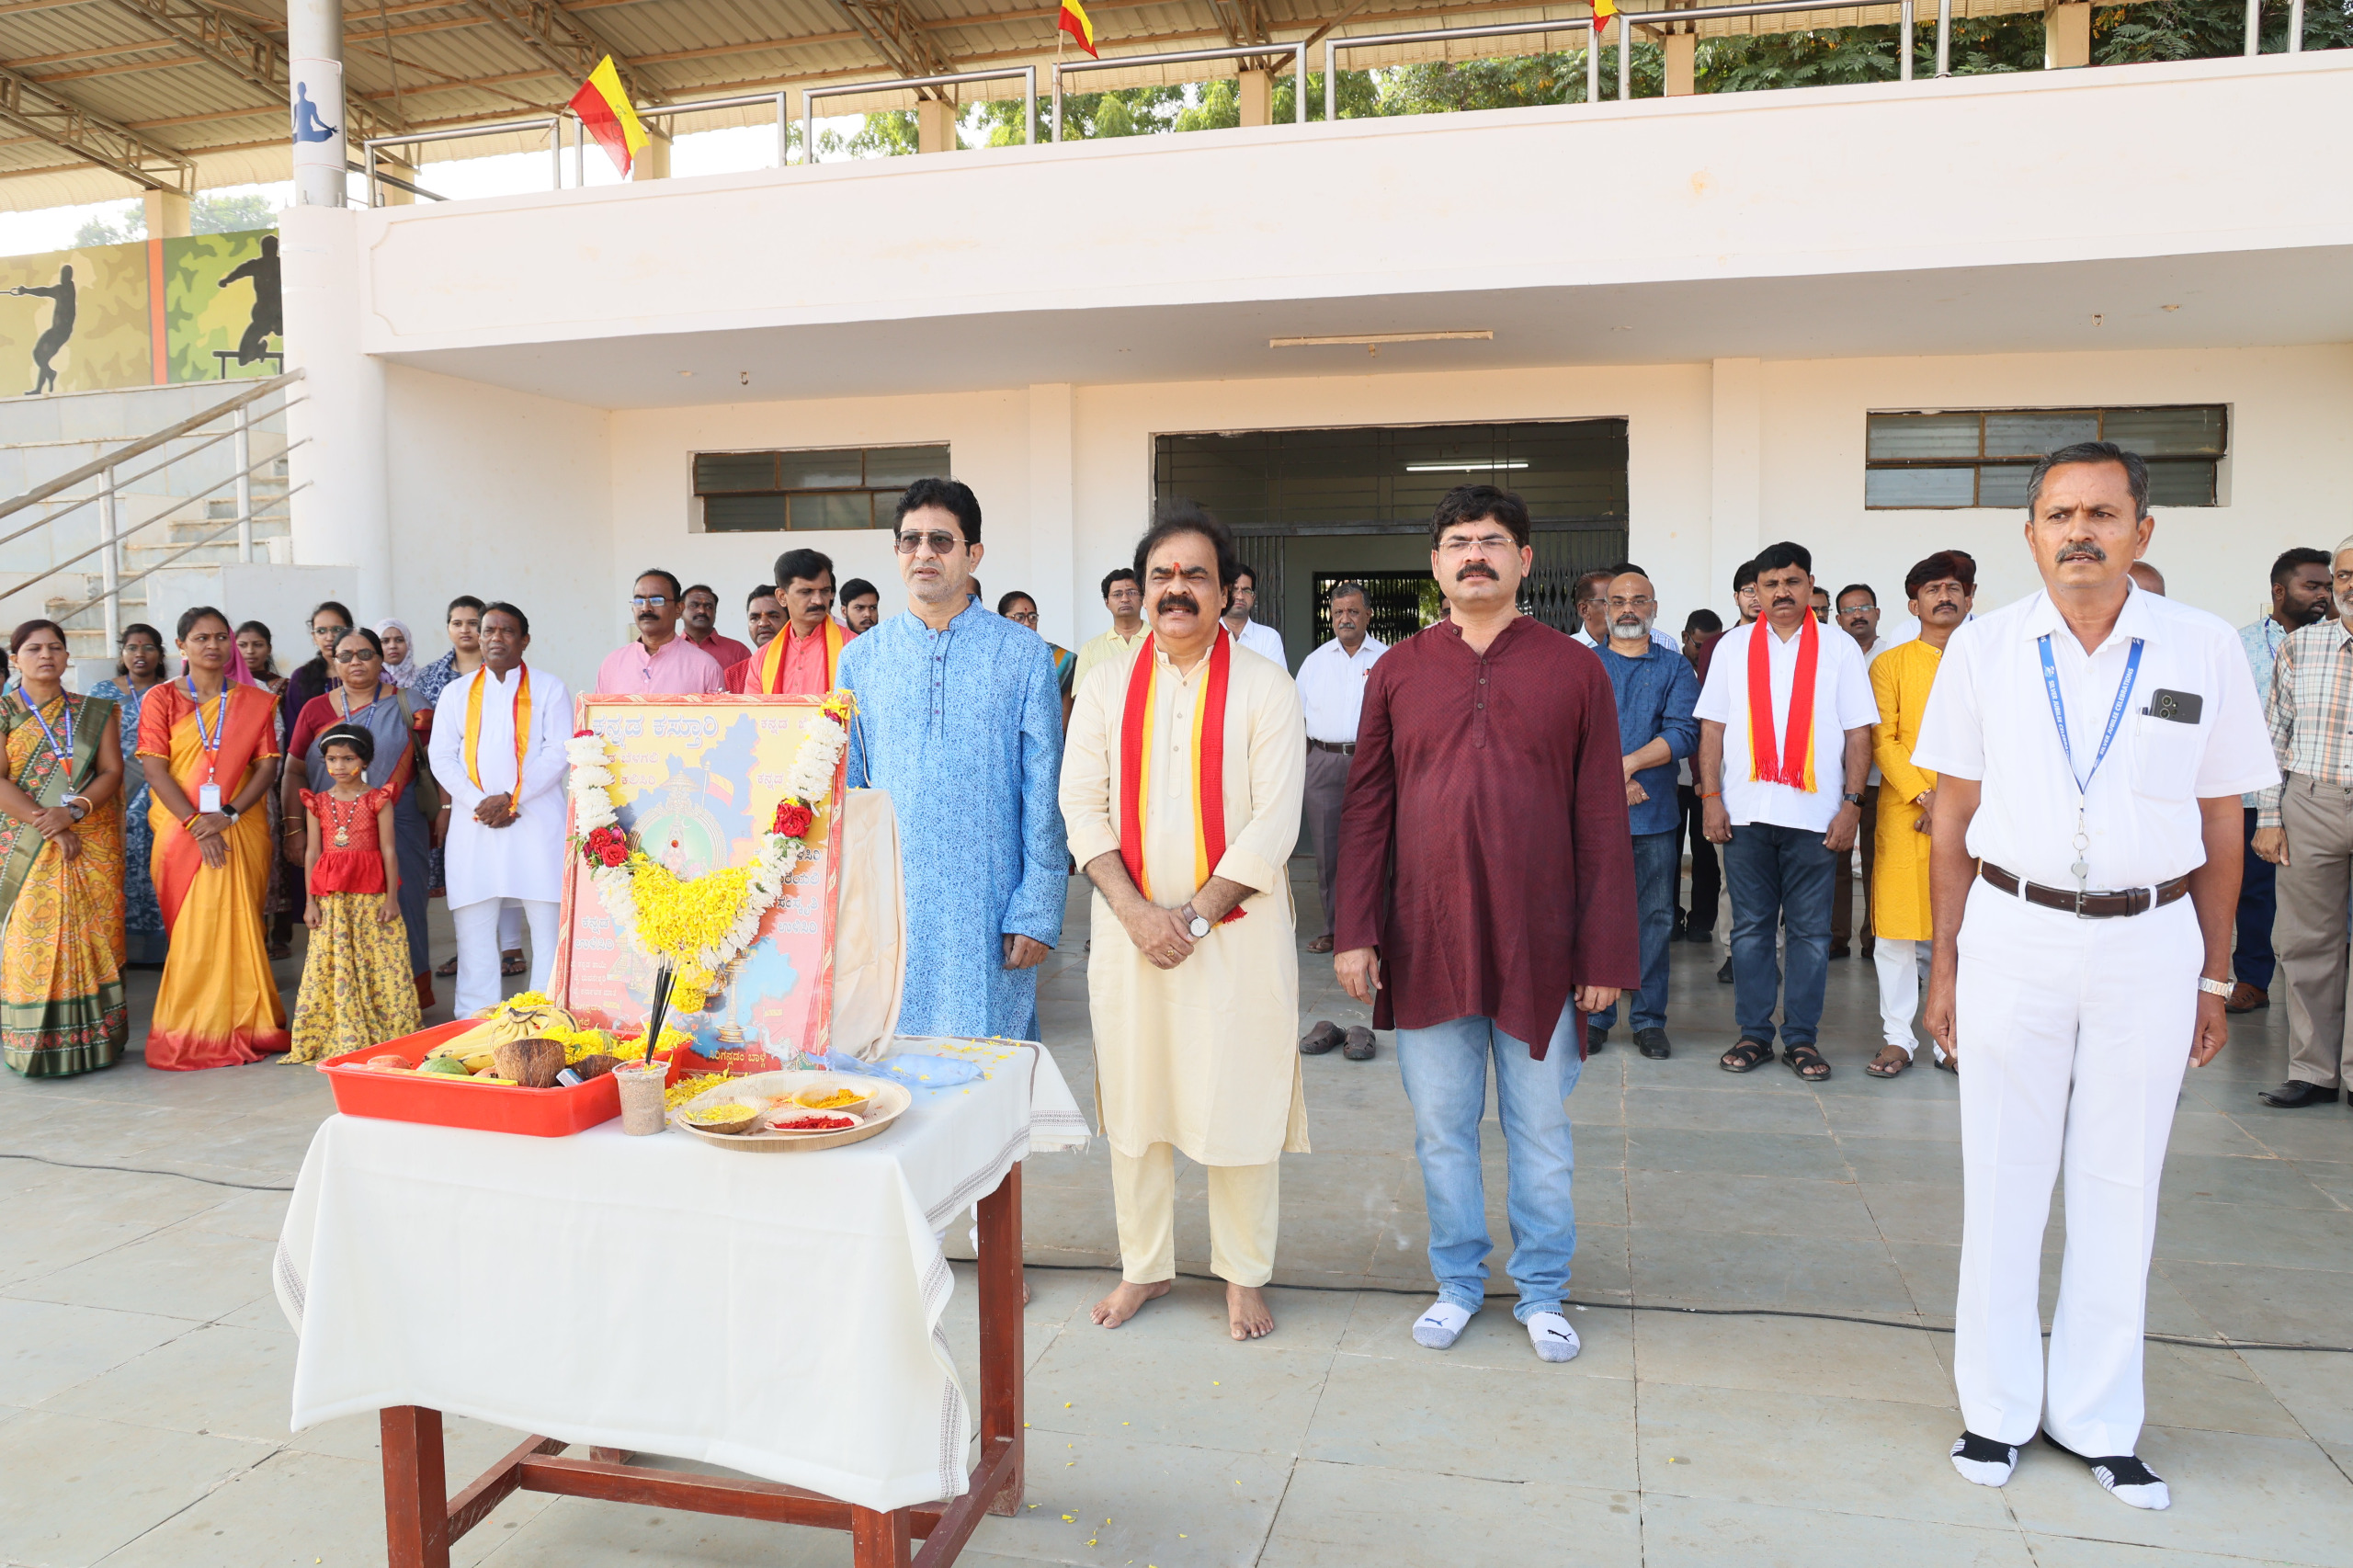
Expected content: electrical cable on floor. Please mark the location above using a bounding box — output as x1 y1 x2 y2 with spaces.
25 1151 2343 1356
0 1149 294 1192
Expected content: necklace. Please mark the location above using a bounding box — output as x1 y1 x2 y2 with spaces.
318 790 368 849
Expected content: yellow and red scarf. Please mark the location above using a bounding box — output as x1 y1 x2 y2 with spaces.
1118 630 1244 921
1745 616 1818 790
755 618 847 695
462 662 532 810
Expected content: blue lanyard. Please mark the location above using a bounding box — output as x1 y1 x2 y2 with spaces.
26 693 70 769
186 676 225 781
2037 633 2143 794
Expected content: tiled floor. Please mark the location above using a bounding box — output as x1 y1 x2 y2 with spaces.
3 862 2349 1566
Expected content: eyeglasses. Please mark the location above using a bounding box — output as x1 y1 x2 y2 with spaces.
1007 609 1039 627
1840 603 1878 614
630 596 671 609
314 625 349 640
893 530 964 556
333 649 381 662
1436 533 1518 558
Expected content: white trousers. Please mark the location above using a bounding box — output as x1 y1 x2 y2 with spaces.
1952 881 2199 1455
1873 937 1936 1056
451 897 559 1017
499 901 522 950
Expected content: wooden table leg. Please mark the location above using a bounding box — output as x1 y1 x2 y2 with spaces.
975 1162 1025 1517
852 1505 912 1566
381 1406 450 1568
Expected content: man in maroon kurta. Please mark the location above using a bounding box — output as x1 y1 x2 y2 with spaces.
1334 483 1640 1365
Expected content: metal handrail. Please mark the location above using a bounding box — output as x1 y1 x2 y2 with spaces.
0 394 304 554
0 371 299 529
1326 0 1955 117
2 438 312 611
802 66 1038 165
53 486 312 622
1055 42 1310 141
635 90 795 173
363 116 561 208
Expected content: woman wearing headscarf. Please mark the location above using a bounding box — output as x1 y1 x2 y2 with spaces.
374 618 420 690
0 620 126 1077
89 624 169 969
283 627 435 1009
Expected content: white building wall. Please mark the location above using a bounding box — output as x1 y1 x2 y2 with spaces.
383 363 614 688
372 340 2350 684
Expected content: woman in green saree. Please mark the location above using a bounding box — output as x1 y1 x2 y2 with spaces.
0 620 126 1076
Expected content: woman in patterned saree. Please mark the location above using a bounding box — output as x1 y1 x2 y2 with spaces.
0 621 126 1077
138 606 288 1070
88 623 168 968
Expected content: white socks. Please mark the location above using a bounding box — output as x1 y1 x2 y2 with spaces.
1413 1301 1472 1349
1526 1311 1580 1363
1949 1432 2018 1486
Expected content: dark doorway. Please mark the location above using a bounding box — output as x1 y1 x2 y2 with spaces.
1155 418 1630 662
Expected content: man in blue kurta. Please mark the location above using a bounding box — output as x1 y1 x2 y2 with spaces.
840 478 1067 1040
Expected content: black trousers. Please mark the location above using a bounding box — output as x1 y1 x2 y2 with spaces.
1678 783 1720 933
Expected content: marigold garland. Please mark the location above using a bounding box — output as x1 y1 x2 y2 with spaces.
563 694 851 1001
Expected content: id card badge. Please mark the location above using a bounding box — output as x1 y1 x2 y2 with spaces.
198 783 222 814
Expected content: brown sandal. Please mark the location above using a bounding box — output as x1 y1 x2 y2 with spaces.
1300 1021 1344 1056
1865 1045 1912 1078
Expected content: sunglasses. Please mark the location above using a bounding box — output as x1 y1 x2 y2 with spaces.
893 530 964 556
333 649 381 662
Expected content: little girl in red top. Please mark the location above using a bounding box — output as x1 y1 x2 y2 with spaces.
288 723 420 1062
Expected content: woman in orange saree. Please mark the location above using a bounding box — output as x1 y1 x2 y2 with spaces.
0 620 127 1077
138 606 288 1069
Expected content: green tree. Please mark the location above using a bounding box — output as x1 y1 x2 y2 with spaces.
191 192 277 233
74 203 142 246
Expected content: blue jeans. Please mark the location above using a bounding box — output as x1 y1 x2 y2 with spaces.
1722 823 1836 1049
2235 805 2277 991
1394 1008 1584 1321
1594 830 1678 1038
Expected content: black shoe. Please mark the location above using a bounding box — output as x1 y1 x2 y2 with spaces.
1827 943 1852 960
1585 1023 1608 1053
2041 1433 2170 1510
1686 926 1716 944
1635 1028 1671 1060
1716 958 1734 983
2258 1080 2339 1108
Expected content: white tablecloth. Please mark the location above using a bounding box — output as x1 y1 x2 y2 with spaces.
276 1040 1087 1512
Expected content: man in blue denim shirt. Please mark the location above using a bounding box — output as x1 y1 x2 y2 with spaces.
1590 571 1700 1057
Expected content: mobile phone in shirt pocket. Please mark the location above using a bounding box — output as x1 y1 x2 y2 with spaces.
2130 699 2204 801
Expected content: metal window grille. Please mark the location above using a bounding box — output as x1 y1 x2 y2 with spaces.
693 444 950 532
1863 406 2225 509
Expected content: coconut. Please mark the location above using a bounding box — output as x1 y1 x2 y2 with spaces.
493 1037 566 1089
570 1053 620 1082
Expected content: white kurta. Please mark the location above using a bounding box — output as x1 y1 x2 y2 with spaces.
427 663 573 908
1063 636 1310 1165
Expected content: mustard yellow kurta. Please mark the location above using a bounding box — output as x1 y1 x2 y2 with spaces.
1870 637 1943 942
1062 634 1311 1165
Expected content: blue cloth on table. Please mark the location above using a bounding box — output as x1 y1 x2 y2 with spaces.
841 600 1067 1042
873 1054 987 1097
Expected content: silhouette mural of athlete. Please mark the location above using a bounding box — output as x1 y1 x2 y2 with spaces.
291 82 338 144
218 236 282 365
8 264 74 395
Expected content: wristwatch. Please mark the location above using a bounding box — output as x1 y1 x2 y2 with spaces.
1841 792 1865 806
2197 977 2234 999
220 803 241 823
1180 903 1211 939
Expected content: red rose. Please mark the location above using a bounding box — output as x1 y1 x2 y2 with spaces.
599 843 629 868
824 709 847 727
773 802 815 839
574 728 597 738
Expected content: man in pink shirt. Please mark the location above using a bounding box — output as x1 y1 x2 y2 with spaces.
680 582 753 675
728 548 851 695
595 568 724 695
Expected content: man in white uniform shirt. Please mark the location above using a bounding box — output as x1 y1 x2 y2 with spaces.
1917 442 2274 1510
427 602 574 1016
1222 565 1287 669
1292 582 1384 958
1695 540 1879 1082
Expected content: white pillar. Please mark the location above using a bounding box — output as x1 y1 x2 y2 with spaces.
142 190 190 237
916 99 958 153
1711 358 1763 617
287 0 347 208
1028 383 1076 647
632 130 672 180
1238 70 1274 126
279 205 392 609
2044 1 2091 67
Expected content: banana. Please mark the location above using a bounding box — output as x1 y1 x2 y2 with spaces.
425 1003 581 1061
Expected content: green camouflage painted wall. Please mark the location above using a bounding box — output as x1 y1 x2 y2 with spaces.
165 229 281 384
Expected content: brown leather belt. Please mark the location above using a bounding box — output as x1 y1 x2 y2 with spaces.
1308 739 1356 755
1979 861 2190 919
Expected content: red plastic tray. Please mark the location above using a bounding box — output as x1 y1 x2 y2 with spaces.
317 1021 686 1138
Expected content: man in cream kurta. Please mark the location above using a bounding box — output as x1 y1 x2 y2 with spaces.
427 602 573 1016
1062 507 1308 1341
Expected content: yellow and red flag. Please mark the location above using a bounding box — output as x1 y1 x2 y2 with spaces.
568 55 649 176
1058 0 1099 57
1591 0 1619 33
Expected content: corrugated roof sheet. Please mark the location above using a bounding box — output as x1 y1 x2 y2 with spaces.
0 0 2131 208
